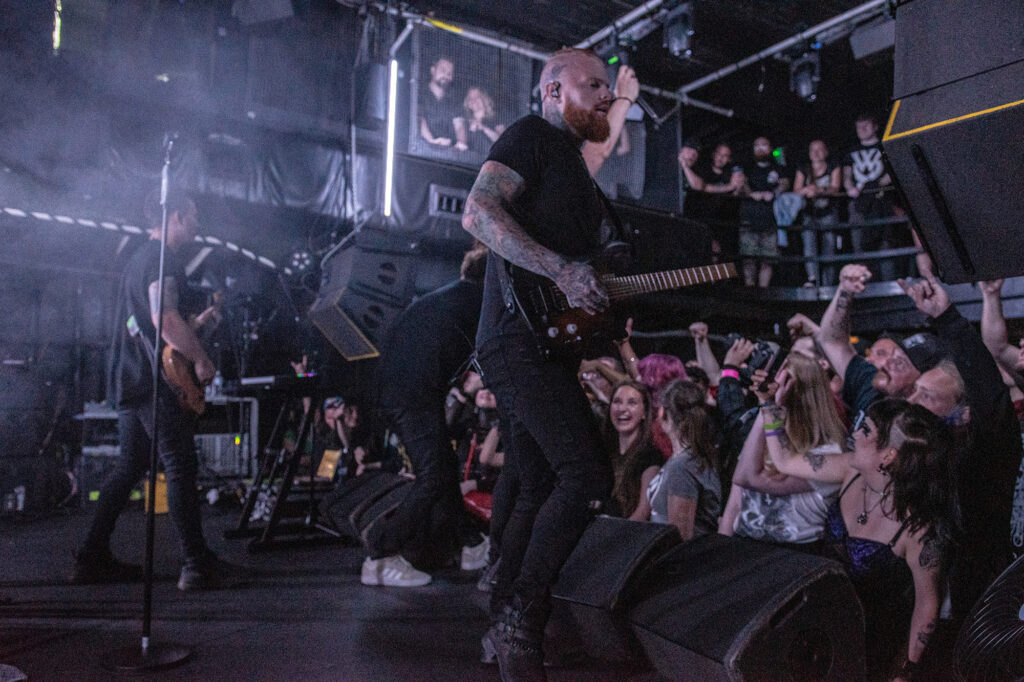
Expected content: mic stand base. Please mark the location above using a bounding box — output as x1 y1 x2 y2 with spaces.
102 641 192 673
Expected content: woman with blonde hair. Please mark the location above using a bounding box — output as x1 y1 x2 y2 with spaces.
721 352 847 549
454 87 505 154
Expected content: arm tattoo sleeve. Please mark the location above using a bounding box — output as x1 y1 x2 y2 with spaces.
148 277 178 317
463 162 567 279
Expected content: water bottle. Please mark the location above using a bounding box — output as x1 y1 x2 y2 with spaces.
212 370 224 398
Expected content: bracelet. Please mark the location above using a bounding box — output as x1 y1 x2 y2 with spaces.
763 419 784 431
758 401 775 408
764 428 785 438
614 96 635 106
720 369 740 380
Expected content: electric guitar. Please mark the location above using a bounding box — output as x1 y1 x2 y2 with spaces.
509 259 738 356
161 291 224 415
162 346 206 415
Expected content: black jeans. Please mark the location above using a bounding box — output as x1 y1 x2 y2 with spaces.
82 391 209 566
367 405 475 561
477 334 611 612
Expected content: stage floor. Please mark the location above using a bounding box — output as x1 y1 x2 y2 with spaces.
0 504 655 681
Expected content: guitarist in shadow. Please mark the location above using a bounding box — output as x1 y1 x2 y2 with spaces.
463 47 621 681
74 189 232 591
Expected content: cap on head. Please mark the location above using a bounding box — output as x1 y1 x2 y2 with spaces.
900 333 948 373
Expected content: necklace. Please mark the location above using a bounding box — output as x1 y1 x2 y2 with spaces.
857 484 890 525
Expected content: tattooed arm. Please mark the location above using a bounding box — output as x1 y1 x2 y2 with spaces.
814 264 871 380
760 404 849 483
901 526 944 667
462 160 609 314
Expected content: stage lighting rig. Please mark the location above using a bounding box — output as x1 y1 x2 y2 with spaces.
663 2 694 58
789 50 821 102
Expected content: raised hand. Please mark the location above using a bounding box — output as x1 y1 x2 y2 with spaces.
688 321 709 342
898 273 951 319
978 279 1005 297
724 337 755 367
838 264 872 295
786 313 819 340
555 261 609 315
613 65 640 103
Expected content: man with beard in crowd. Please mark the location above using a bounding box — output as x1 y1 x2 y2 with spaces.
462 47 617 681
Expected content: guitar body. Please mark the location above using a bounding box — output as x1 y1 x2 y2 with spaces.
509 254 737 357
508 267 622 357
161 346 206 415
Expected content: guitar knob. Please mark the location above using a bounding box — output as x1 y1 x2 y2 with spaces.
566 323 578 334
547 327 559 338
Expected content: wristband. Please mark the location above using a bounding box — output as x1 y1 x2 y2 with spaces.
758 401 775 408
763 419 784 431
764 428 784 438
614 96 635 106
720 369 740 380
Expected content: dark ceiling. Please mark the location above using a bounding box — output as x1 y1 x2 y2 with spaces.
397 0 896 144
403 0 875 83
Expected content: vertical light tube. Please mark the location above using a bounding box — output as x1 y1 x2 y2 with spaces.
383 59 399 218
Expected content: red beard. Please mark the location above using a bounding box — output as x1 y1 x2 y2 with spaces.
564 99 610 143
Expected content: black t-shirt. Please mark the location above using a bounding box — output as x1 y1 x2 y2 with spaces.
419 87 456 143
116 239 186 407
377 278 483 410
842 354 881 424
740 160 784 229
477 115 605 346
842 142 886 193
799 162 839 218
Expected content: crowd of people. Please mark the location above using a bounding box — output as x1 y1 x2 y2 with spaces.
77 46 1022 682
678 114 913 289
298 253 1023 679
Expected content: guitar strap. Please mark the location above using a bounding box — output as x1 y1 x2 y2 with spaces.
591 179 637 254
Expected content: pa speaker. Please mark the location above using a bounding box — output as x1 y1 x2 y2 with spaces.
319 470 406 539
883 2 1024 283
355 62 389 131
552 516 680 661
310 229 419 360
629 534 865 682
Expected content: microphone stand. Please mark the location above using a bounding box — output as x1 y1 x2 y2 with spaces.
103 134 192 672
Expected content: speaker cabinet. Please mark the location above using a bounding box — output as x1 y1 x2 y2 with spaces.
310 229 420 360
629 534 865 682
551 516 681 661
319 470 406 539
883 2 1024 283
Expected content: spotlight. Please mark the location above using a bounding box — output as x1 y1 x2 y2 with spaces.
663 2 694 58
289 249 313 273
790 51 821 102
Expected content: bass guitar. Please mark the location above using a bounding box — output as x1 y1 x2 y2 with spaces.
509 259 737 356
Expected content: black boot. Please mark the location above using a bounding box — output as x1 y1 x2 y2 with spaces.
481 596 548 682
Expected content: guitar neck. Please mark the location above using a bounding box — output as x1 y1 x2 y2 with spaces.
602 262 737 299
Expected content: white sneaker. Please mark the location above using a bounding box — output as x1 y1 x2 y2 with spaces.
363 555 431 587
360 556 382 586
460 535 490 571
